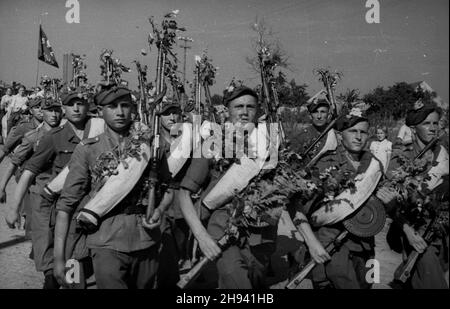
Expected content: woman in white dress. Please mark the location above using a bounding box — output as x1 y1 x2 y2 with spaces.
370 125 393 172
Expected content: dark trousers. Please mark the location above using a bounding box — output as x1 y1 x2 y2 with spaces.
311 244 373 289
91 246 159 289
410 243 448 289
156 215 180 288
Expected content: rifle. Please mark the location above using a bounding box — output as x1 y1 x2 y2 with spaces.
393 215 439 283
198 53 218 123
146 14 184 222
134 60 149 125
177 233 233 289
258 50 285 146
392 135 446 284
285 230 349 289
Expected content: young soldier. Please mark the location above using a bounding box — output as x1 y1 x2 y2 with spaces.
0 98 43 164
289 96 334 160
53 85 175 289
4 89 91 289
178 86 279 289
381 102 448 289
300 109 394 289
2 98 62 238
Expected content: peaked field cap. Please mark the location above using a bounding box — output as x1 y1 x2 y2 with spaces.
94 85 132 106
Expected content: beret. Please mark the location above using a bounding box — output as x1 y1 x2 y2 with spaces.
405 100 441 126
60 88 88 105
223 86 258 106
159 100 182 115
27 98 42 108
307 98 330 113
335 108 368 132
41 97 62 110
94 86 132 106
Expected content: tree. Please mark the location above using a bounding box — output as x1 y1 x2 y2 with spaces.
363 82 432 120
210 94 223 106
337 88 360 106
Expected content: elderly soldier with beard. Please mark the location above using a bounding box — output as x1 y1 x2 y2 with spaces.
381 101 449 289
178 86 280 289
54 85 175 289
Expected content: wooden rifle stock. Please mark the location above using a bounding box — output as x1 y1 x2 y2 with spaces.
393 215 437 283
285 230 348 289
177 233 232 289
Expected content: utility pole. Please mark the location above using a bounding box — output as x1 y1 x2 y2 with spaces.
177 36 194 86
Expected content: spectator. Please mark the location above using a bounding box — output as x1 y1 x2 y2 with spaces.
1 87 14 143
370 125 392 172
396 123 413 146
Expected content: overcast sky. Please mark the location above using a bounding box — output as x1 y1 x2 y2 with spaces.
0 0 448 101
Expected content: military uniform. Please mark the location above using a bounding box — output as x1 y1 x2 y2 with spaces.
306 143 384 289
56 126 174 289
22 119 97 284
2 117 41 156
156 136 191 288
9 123 53 239
288 124 328 160
386 141 449 289
180 157 278 289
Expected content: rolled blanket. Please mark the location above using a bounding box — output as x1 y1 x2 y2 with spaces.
76 141 151 227
311 154 387 227
167 122 192 177
307 129 338 167
202 124 274 210
426 145 449 191
46 118 105 194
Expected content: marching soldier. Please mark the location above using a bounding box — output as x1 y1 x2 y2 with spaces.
5 89 92 289
2 97 62 238
288 95 335 160
178 86 279 289
0 98 43 165
53 85 175 289
297 108 394 289
382 102 449 289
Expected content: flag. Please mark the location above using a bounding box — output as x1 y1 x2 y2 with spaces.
38 25 59 68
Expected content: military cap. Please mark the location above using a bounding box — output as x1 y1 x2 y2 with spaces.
306 91 331 113
60 87 88 105
41 97 62 110
158 96 182 115
223 85 258 106
405 100 441 127
94 85 132 106
27 97 42 109
334 107 368 132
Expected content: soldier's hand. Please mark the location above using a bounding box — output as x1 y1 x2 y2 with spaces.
376 186 399 205
0 189 6 203
54 259 69 288
403 224 428 253
198 232 221 261
142 208 162 230
5 210 21 229
307 237 331 264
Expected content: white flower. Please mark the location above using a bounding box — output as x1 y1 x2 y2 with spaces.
349 107 363 118
227 85 234 93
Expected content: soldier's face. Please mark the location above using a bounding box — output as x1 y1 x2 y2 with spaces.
64 99 89 125
6 88 12 96
31 106 43 122
227 95 258 125
412 111 440 144
43 107 62 127
341 121 370 153
311 106 330 128
102 99 133 132
18 87 25 96
161 108 182 132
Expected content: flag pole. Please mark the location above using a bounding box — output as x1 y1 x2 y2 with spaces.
35 21 41 88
